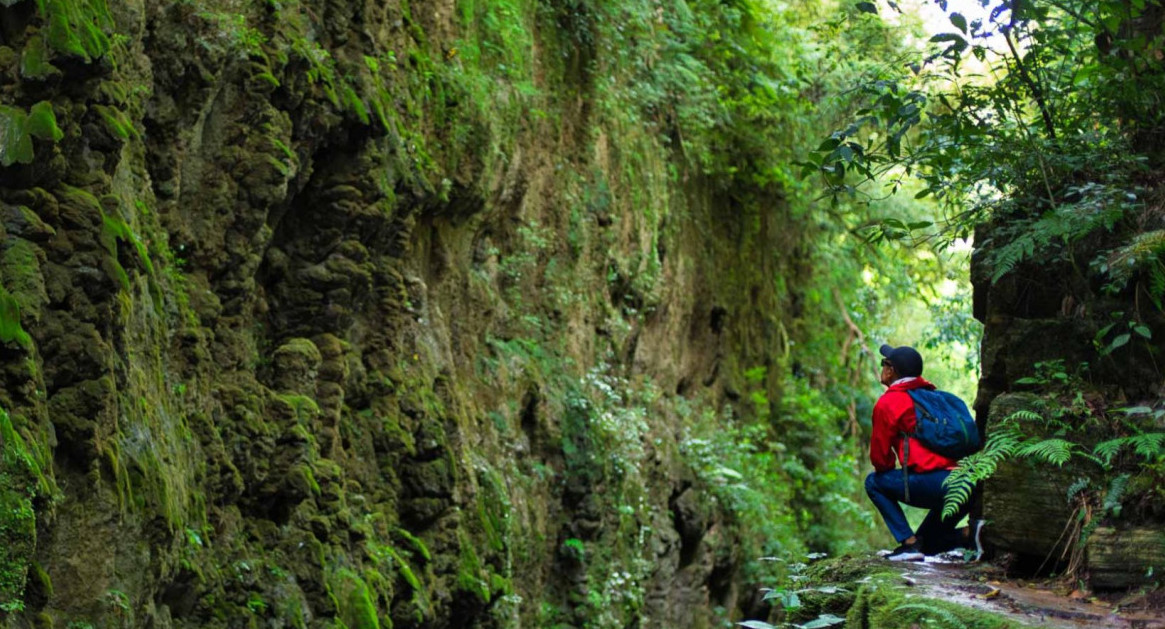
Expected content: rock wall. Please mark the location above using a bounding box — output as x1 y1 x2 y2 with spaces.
972 194 1165 586
0 0 806 626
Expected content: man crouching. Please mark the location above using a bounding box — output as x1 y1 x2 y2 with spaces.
866 344 982 561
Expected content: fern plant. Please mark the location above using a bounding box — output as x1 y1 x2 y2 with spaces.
941 425 1022 518
943 407 1165 518
892 603 968 629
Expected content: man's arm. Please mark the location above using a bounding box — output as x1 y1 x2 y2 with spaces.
869 395 899 472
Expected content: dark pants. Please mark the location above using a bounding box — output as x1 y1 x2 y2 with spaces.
865 469 970 554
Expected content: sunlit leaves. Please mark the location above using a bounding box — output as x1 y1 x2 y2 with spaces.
804 0 1165 284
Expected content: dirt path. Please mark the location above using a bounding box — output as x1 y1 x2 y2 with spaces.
904 556 1165 628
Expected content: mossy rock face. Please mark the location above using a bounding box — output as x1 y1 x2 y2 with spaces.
0 487 36 609
272 338 323 393
1 205 57 242
0 0 897 625
0 409 40 610
330 569 383 629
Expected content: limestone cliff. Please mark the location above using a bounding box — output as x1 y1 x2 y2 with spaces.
0 0 809 626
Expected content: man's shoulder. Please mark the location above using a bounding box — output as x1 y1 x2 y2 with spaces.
874 388 914 409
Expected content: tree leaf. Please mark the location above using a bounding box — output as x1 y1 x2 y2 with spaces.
1109 333 1131 350
856 2 877 14
737 621 778 629
802 615 846 628
930 33 967 45
1133 325 1152 338
950 12 968 34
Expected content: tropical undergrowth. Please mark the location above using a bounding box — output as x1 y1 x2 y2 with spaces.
807 0 1165 302
0 0 983 625
941 359 1164 577
791 0 1165 581
660 0 986 591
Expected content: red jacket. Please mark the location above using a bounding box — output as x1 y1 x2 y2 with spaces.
870 377 958 473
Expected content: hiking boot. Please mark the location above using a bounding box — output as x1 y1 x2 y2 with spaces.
886 541 925 562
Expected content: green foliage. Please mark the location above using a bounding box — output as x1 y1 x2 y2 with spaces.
368 538 429 618
891 603 968 629
943 397 1165 518
942 425 1021 519
1093 311 1153 357
810 0 1165 288
328 568 381 629
0 408 47 611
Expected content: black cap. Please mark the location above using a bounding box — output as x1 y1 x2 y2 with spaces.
880 344 923 377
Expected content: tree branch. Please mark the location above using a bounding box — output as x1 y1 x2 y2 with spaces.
1002 3 1058 139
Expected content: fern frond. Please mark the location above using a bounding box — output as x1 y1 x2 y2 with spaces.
893 603 969 629
1101 473 1130 518
1065 477 1091 502
990 234 1036 284
1130 433 1165 459
942 428 1022 518
1016 438 1075 466
942 475 976 520
1149 261 1165 311
1002 409 1043 425
1092 437 1130 468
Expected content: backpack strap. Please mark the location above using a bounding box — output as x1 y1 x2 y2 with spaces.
902 434 910 503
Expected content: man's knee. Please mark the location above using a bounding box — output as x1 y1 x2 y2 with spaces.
864 471 878 495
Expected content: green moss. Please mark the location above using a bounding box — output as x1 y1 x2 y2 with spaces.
38 0 113 62
291 463 321 496
93 105 137 140
3 238 48 324
456 530 490 604
475 467 509 552
269 136 296 162
341 83 371 125
0 408 45 610
845 574 1021 629
253 71 281 89
20 36 60 80
26 101 64 142
30 562 53 599
280 394 321 421
0 106 35 167
58 184 102 213
0 286 32 349
393 528 431 562
329 568 382 629
100 211 155 279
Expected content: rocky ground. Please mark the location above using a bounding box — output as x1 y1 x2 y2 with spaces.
766 553 1165 628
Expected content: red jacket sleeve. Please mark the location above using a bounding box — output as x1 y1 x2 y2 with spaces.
870 393 903 472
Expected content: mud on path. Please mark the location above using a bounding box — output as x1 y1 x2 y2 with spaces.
905 557 1165 628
